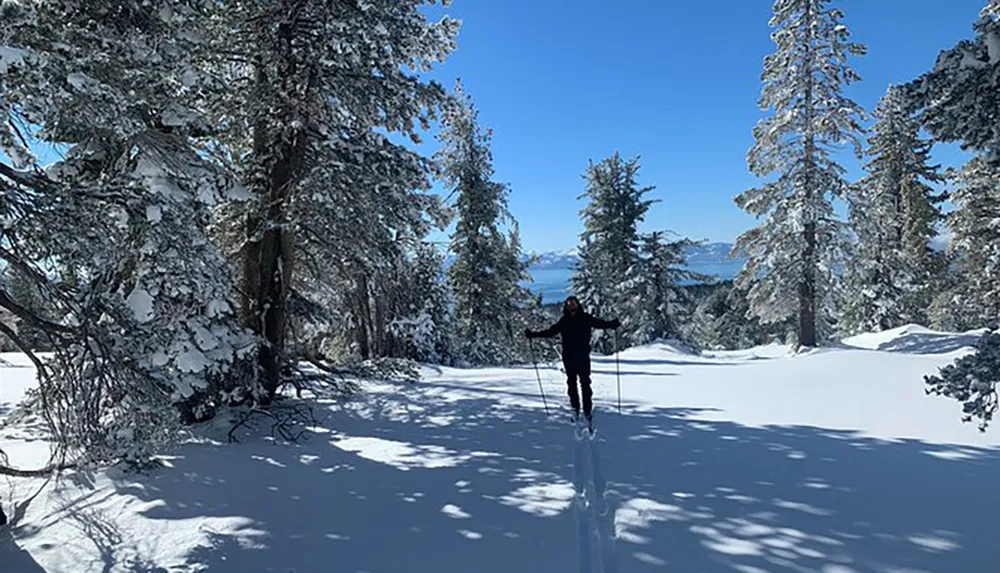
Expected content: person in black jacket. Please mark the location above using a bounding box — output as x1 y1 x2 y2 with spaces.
525 295 620 422
0 501 7 526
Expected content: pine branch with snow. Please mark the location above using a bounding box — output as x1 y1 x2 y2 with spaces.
903 2 1000 163
926 330 1000 432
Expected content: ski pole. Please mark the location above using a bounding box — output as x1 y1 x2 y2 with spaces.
615 329 622 415
528 339 550 415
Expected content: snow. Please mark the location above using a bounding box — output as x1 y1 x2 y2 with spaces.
65 72 98 91
842 324 986 355
145 204 163 223
125 287 155 323
3 327 1000 572
985 30 1000 64
0 46 28 74
175 346 210 374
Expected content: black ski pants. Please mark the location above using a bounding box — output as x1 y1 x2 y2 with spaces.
563 355 593 416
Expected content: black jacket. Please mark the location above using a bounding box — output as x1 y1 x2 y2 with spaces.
528 301 618 360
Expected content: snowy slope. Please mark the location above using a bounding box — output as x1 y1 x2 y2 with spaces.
2 330 999 573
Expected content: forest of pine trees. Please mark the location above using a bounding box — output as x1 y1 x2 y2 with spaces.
3 0 1000 465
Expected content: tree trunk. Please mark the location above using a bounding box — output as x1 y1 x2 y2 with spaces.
799 0 818 349
799 221 817 347
242 42 308 404
244 152 300 404
355 274 372 360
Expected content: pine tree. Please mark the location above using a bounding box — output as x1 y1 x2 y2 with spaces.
632 232 709 345
572 152 656 351
735 0 866 348
438 81 534 366
906 1 1000 423
842 86 945 333
0 0 255 465
693 282 793 350
388 243 455 365
199 0 459 398
942 156 1000 330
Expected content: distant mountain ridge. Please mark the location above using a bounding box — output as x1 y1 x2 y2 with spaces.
521 242 744 270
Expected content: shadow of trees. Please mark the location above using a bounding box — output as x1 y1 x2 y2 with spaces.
9 378 1000 573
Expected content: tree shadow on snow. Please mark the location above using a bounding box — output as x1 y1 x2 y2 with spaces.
591 369 678 378
0 528 48 573
866 331 984 355
592 356 737 368
29 383 1000 573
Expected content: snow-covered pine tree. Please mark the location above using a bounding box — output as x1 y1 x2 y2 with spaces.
388 243 455 365
631 232 710 345
693 282 790 350
842 86 945 334
0 0 255 466
940 156 1000 330
735 0 866 348
903 1 1000 164
438 81 535 366
199 0 458 398
572 152 656 351
904 4 1000 428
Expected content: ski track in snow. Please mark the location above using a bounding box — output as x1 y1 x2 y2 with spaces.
2 326 1000 572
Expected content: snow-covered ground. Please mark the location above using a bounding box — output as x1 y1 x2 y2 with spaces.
2 326 999 572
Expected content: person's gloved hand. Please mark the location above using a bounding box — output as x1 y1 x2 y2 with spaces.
610 318 621 329
524 328 535 339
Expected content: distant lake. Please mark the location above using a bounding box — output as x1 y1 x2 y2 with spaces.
523 261 744 304
525 268 574 303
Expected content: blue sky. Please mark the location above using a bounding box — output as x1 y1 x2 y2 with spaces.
420 0 987 252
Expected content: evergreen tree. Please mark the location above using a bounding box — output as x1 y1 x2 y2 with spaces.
0 0 255 465
201 0 458 401
941 156 1000 330
842 86 945 333
388 243 455 365
632 232 709 345
438 81 534 366
572 152 656 351
735 0 866 348
693 282 793 350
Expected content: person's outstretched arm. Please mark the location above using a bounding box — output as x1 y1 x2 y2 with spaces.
526 317 565 339
587 315 621 329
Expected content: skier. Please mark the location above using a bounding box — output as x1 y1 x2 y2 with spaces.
525 295 620 425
